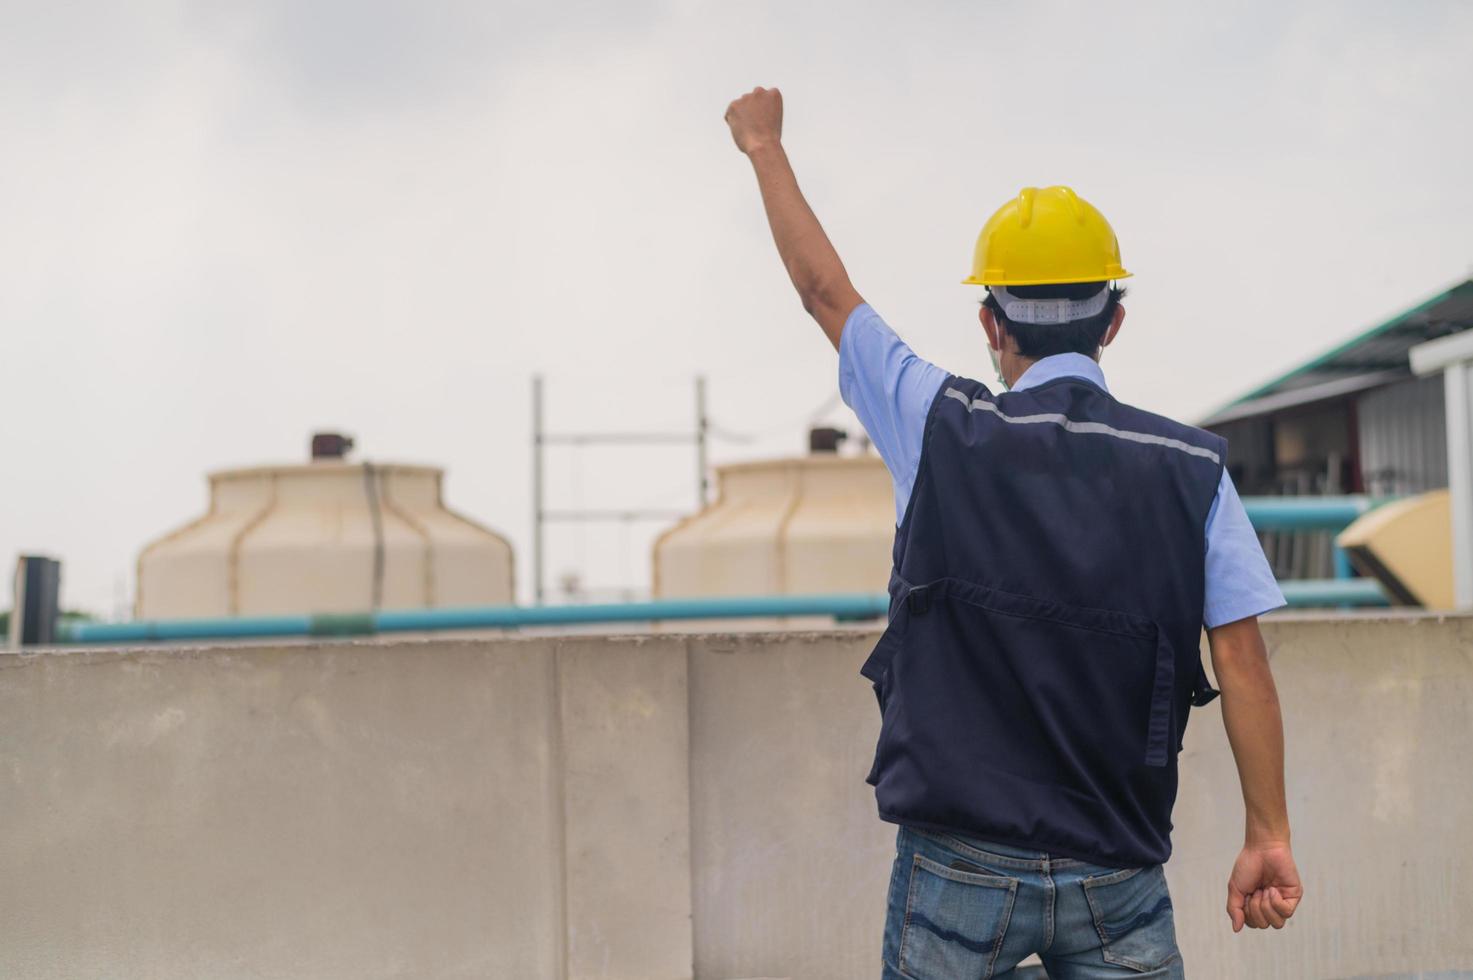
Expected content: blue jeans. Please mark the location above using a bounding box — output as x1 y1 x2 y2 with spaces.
883 827 1184 978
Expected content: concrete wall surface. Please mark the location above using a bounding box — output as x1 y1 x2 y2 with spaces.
0 614 1469 979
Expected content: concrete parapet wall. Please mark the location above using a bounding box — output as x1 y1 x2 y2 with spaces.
0 614 1469 978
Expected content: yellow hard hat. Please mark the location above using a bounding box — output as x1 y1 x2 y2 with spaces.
963 186 1131 287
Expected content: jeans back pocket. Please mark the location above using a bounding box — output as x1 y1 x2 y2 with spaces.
898 853 1017 980
1082 865 1180 973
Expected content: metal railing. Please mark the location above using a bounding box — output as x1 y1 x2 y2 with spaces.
1241 494 1386 587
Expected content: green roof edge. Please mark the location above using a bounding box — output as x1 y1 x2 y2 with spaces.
1201 276 1473 424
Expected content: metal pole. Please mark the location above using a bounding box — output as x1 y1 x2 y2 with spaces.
695 375 709 507
1411 330 1473 609
533 375 545 606
1443 360 1473 606
6 558 23 649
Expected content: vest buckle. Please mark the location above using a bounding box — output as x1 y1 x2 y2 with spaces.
906 586 932 617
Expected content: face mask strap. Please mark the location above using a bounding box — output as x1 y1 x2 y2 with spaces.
988 342 1009 392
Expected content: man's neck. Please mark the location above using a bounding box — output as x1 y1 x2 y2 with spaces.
1004 351 1108 393
1001 354 1039 389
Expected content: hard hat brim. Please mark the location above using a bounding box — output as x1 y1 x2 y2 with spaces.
962 270 1133 287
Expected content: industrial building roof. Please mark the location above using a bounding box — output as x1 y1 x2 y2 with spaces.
1200 277 1473 427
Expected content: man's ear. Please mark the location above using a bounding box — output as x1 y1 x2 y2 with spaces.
1101 303 1126 348
979 305 1004 352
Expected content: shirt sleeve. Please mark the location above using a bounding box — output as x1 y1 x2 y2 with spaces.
837 303 949 524
1203 469 1286 628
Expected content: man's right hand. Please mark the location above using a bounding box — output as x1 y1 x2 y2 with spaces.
724 86 783 156
1227 842 1303 932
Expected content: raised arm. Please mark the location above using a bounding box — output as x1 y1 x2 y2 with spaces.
1206 616 1303 932
724 87 863 349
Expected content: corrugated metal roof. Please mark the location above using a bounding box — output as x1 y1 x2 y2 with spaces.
1198 277 1473 425
1201 370 1403 427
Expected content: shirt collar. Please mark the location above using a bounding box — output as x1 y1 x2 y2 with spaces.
1011 352 1110 394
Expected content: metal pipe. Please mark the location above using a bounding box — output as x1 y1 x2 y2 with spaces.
362 462 385 610
1278 578 1387 607
532 375 545 606
539 433 699 445
58 595 891 644
62 613 317 644
56 580 1390 646
540 509 690 523
376 593 892 632
1240 496 1382 531
696 375 709 508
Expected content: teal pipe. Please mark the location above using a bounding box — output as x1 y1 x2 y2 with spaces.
1278 578 1387 607
1242 495 1392 586
375 593 892 631
56 593 893 646
1240 496 1382 531
56 577 1390 646
57 613 316 643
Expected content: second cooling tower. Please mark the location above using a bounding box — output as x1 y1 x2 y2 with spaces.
652 452 893 598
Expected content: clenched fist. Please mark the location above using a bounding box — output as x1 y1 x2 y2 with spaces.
1227 842 1303 932
724 86 783 155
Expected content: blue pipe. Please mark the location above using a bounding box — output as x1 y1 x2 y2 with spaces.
1240 496 1380 531
375 593 892 631
57 593 893 645
1278 578 1387 607
1242 496 1388 587
56 577 1390 646
59 614 317 644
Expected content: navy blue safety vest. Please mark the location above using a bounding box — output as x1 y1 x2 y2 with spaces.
860 373 1225 868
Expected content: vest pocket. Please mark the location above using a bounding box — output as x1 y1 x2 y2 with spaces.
860 599 909 688
943 577 1173 766
860 577 1191 858
861 603 909 786
886 578 1174 786
897 852 1017 980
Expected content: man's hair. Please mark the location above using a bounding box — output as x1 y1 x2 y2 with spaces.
982 281 1126 359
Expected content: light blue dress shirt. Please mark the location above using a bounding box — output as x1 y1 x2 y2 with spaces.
838 302 1285 629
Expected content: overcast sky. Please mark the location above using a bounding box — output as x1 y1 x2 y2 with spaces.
4 0 1471 615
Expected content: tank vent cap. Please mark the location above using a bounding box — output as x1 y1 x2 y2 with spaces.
809 427 848 454
311 432 356 461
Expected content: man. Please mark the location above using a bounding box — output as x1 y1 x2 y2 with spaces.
725 86 1303 978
